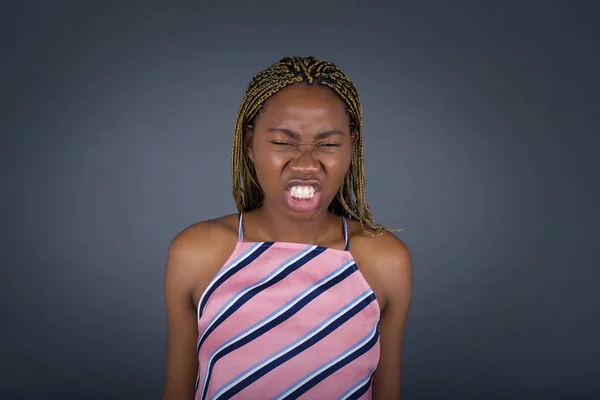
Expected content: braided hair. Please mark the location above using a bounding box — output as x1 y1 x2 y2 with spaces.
231 56 384 235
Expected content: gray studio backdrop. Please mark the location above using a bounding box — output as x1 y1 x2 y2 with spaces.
2 1 598 399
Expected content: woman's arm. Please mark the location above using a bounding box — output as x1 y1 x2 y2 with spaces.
163 229 202 399
369 232 413 400
162 220 238 399
163 220 235 399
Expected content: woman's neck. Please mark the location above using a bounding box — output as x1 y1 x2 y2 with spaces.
248 205 338 245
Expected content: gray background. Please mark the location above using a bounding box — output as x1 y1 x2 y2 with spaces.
2 1 599 399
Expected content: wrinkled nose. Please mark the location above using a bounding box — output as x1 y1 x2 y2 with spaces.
288 148 321 175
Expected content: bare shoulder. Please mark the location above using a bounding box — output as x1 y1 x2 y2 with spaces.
347 220 412 311
169 213 239 255
166 214 240 302
352 227 411 268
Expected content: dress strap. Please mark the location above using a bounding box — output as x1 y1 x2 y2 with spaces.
342 216 350 251
237 212 244 242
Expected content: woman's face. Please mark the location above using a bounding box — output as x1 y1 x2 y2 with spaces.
246 83 354 219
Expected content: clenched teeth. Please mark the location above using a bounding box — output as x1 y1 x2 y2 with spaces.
290 186 316 199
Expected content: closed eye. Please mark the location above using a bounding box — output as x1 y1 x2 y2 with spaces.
269 141 341 149
317 143 341 147
270 141 295 146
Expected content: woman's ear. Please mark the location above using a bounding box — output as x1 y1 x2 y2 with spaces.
244 128 254 162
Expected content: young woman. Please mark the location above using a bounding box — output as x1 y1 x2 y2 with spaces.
163 56 412 400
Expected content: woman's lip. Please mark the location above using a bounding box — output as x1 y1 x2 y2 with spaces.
284 180 322 191
284 190 322 213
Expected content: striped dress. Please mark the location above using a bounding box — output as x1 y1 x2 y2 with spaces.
195 213 381 399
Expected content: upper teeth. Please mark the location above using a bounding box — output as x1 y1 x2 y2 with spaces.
290 186 316 199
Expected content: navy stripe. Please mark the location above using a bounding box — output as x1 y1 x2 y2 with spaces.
282 329 380 399
200 265 357 399
216 293 376 399
198 242 272 319
344 374 375 400
197 247 323 355
335 366 376 400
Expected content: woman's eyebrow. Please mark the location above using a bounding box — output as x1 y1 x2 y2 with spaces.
314 130 345 140
267 128 345 140
268 128 301 139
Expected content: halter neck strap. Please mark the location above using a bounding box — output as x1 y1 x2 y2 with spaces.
237 212 244 242
342 216 350 251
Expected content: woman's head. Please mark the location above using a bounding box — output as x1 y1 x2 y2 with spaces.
231 56 382 234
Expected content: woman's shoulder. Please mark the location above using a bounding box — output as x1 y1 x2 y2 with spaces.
166 214 240 283
346 218 412 309
172 213 239 246
346 218 410 258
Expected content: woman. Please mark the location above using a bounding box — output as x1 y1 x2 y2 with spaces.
163 56 412 400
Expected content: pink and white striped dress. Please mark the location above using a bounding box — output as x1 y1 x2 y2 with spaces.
195 213 381 399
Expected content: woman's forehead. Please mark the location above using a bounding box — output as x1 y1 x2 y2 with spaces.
256 84 349 127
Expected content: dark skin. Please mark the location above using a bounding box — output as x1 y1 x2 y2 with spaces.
163 84 412 399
